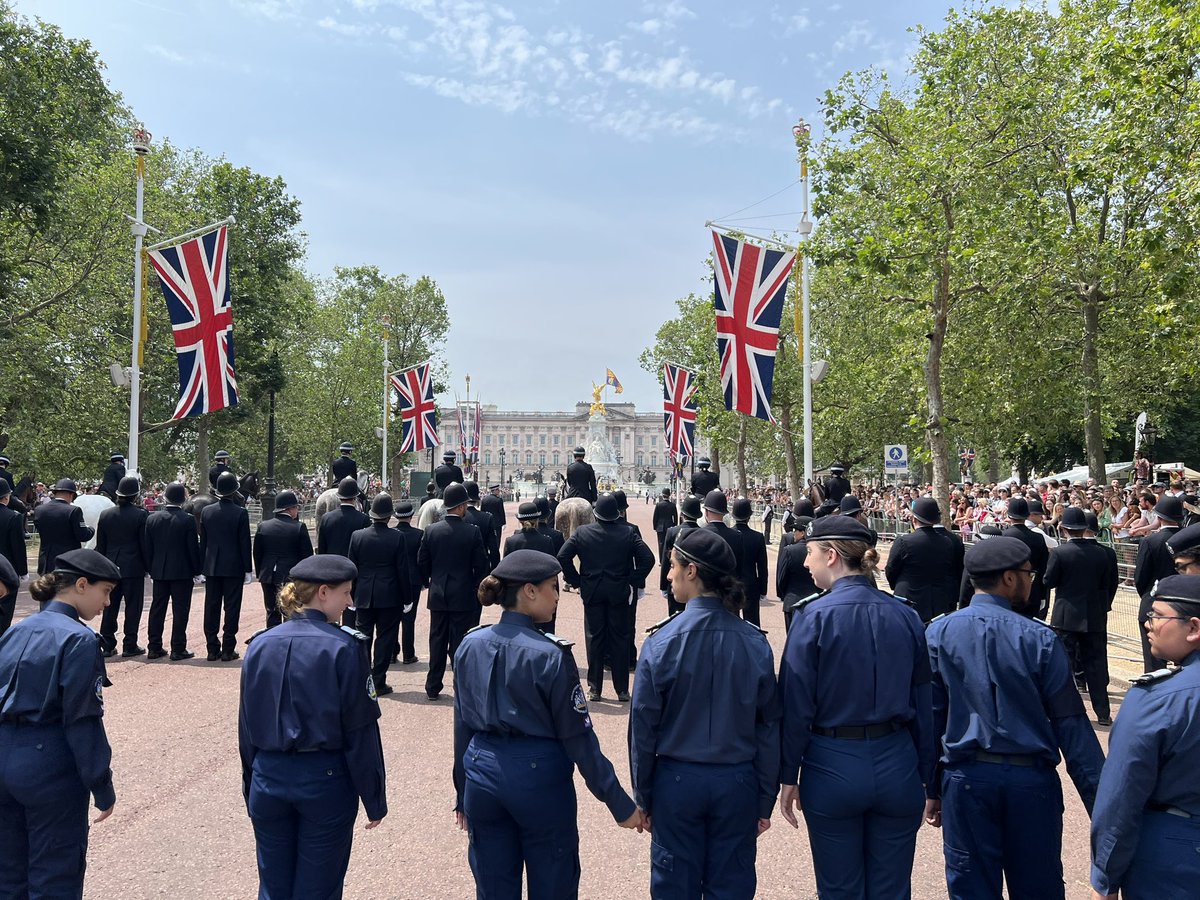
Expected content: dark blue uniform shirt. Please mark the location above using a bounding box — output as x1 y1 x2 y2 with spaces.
0 601 115 809
238 609 386 820
779 575 934 786
925 593 1104 805
453 610 635 821
629 597 781 818
1090 650 1200 894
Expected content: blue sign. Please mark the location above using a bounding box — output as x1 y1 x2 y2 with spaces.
884 444 908 473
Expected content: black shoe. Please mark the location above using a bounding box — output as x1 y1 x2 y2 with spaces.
426 691 441 701
1097 716 1113 726
588 688 602 702
147 648 167 660
206 651 222 661
220 650 240 662
170 650 196 661
390 655 400 664
617 691 631 703
376 683 394 696
402 656 420 665
101 648 117 658
122 645 146 658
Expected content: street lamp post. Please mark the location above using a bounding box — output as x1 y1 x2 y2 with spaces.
1141 420 1158 473
793 119 814 488
499 447 507 496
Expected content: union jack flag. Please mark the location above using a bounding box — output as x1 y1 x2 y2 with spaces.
662 362 698 458
391 362 438 452
711 231 795 422
147 225 237 420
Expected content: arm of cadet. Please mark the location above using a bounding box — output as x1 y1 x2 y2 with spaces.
777 615 819 786
238 667 256 810
61 637 115 810
452 698 477 814
926 638 949 800
753 647 783 820
1088 691 1158 896
909 622 937 790
1042 637 1105 812
340 644 388 822
627 647 662 815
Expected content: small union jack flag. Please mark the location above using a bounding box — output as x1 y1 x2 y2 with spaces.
662 362 698 459
711 231 795 422
391 362 438 453
147 225 238 420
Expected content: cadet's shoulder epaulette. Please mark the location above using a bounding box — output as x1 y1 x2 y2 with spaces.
465 623 492 635
645 612 681 635
745 620 769 636
927 613 948 626
339 625 369 642
1131 666 1179 687
246 627 269 645
538 631 574 649
792 590 828 615
891 593 915 608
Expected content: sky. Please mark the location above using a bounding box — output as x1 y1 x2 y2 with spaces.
18 0 973 412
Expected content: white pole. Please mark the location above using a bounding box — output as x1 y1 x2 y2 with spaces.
128 125 152 476
381 315 391 491
794 120 814 487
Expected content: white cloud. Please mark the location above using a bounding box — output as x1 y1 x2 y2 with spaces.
146 43 188 64
229 0 303 21
317 17 375 37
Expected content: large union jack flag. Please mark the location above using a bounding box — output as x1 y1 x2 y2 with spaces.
662 362 698 459
147 225 238 420
391 362 438 452
711 231 795 422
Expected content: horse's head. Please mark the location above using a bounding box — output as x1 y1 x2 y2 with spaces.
240 472 260 499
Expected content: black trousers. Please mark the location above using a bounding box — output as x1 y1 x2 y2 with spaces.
1061 630 1111 719
426 609 474 696
585 598 630 695
99 576 146 653
400 594 419 661
147 578 193 654
203 576 244 654
740 584 761 627
356 606 403 686
262 581 283 629
764 518 773 544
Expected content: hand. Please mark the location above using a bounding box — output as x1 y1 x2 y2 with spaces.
193 575 204 584
757 817 771 837
924 798 941 828
455 811 467 832
779 784 801 829
244 572 253 585
20 573 31 584
94 804 115 824
619 809 648 833
365 819 382 830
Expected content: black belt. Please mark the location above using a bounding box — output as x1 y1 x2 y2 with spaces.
973 750 1039 767
811 722 902 740
1148 802 1194 819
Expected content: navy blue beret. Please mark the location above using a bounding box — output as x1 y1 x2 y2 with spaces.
964 536 1030 576
807 515 877 546
1168 523 1200 557
491 549 562 585
674 527 736 577
55 548 121 582
290 554 358 584
1151 574 1200 605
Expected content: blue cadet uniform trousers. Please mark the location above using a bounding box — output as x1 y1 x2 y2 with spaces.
650 759 758 900
463 734 581 900
0 724 92 899
1120 810 1200 899
248 750 359 900
800 730 925 900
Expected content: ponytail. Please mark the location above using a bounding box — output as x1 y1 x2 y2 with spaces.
277 580 319 619
30 572 69 604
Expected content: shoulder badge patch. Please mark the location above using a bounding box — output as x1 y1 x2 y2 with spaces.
645 612 681 635
366 673 378 700
339 625 369 642
1131 667 1179 687
571 683 589 714
94 675 104 704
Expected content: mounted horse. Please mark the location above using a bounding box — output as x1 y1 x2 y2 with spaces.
184 472 261 530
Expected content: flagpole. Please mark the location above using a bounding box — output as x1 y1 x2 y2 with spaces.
381 315 391 491
146 216 236 252
126 125 152 476
793 119 815 488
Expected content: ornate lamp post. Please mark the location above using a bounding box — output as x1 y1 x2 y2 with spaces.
499 447 507 494
1141 420 1158 473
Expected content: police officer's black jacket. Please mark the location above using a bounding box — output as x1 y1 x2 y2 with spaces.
99 462 125 499
823 474 850 503
433 463 464 492
395 521 427 594
557 520 654 605
348 522 413 609
690 469 719 497
0 503 27 578
733 522 769 599
145 505 201 580
208 463 231 491
705 520 745 575
1045 538 1119 633
624 518 652 590
465 506 500 572
884 525 965 623
317 504 371 557
417 515 489 612
776 537 817 612
659 520 698 592
96 502 150 579
564 460 598 502
33 499 94 574
331 456 358 483
0 467 14 494
652 499 678 534
1003 523 1050 611
253 512 314 585
1134 525 1179 598
199 498 252 577
503 527 556 557
779 530 800 552
480 493 506 531
537 522 565 556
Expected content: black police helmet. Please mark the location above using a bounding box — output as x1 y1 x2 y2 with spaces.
115 476 141 498
731 498 753 521
164 482 188 505
516 501 542 520
370 492 394 520
442 483 469 508
274 490 299 510
593 493 620 522
336 477 360 500
216 471 240 497
680 496 702 521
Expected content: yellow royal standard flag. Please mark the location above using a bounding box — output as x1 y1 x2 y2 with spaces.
605 368 624 394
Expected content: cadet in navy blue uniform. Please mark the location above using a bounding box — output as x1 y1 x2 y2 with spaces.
200 471 253 661
239 554 387 900
1089 574 1200 899
253 490 314 629
393 500 424 665
144 482 201 660
731 498 768 628
778 516 934 899
348 493 413 696
96 476 150 658
925 536 1104 899
629 528 780 899
0 549 120 898
32 479 94 575
453 551 644 900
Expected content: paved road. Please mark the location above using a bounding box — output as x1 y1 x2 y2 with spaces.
9 499 1113 898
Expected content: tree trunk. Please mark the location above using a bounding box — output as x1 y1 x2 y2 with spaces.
735 418 748 497
710 444 721 480
1080 283 1107 482
988 438 999 484
196 420 209 491
926 261 953 526
779 403 801 499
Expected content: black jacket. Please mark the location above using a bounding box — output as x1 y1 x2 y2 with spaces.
1045 538 1119 633
33 499 94 574
690 470 719 497
565 461 597 502
777 538 817 613
1135 525 1180 620
537 523 565 556
144 506 201 580
254 512 314 584
417 515 489 612
331 456 358 483
0 504 27 578
733 522 769 599
503 527 557 557
465 506 500 572
1003 523 1050 614
395 522 427 595
652 499 678 534
208 462 232 491
433 464 464 493
99 462 126 499
884 525 965 623
705 521 745 575
480 493 506 532
557 520 654 606
96 502 150 579
348 522 412 610
659 521 699 592
823 475 850 503
199 498 252 577
317 504 371 557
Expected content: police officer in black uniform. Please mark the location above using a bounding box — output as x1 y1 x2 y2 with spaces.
253 489 314 629
239 554 386 899
535 497 565 556
1044 506 1119 724
557 493 654 702
565 446 598 502
33 479 94 575
393 500 424 665
690 457 719 498
780 498 815 550
823 463 851 504
318 478 371 627
434 450 465 496
98 453 126 501
96 476 150 658
0 454 14 496
417 483 489 701
652 488 678 564
546 485 560 521
481 484 507 534
331 441 358 484
0 480 26 636
884 497 965 623
1002 497 1050 619
703 490 745 573
731 497 769 628
208 450 233 492
0 555 17 640
776 512 816 632
200 471 252 661
1134 494 1183 671
465 481 501 573
505 502 556 557
144 482 200 660
660 495 702 615
0 549 120 898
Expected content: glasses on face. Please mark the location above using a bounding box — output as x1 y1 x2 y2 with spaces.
1174 560 1200 574
1146 610 1193 624
1010 567 1039 582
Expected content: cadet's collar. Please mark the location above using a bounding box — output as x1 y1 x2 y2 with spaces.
1179 649 1200 668
299 608 330 623
43 599 80 621
499 610 535 629
830 574 873 591
687 596 724 611
970 593 1013 611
